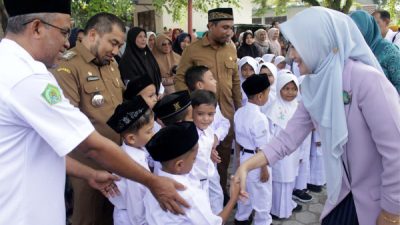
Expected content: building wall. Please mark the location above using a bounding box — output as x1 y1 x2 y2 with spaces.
133 0 253 33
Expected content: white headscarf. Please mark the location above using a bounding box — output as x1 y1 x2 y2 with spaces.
258 62 278 115
255 57 263 64
280 7 382 204
262 53 275 63
238 56 259 105
238 56 258 81
274 56 286 66
267 71 299 128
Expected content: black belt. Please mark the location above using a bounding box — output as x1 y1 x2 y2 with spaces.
242 149 257 154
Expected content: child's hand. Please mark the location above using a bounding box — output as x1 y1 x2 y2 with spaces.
260 166 269 183
211 149 221 163
229 175 240 201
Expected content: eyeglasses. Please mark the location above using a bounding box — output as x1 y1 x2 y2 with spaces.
161 42 172 46
23 19 71 39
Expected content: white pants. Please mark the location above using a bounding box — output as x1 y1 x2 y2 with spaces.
235 167 272 225
295 156 310 190
271 181 297 218
208 165 224 214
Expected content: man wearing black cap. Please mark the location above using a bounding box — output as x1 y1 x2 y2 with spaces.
52 12 128 225
0 1 189 224
175 7 241 199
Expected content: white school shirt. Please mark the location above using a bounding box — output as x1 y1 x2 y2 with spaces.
385 29 400 48
210 104 230 142
109 143 149 225
190 127 215 181
0 39 94 225
144 170 222 225
234 102 270 182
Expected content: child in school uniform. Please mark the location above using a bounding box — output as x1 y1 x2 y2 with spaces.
144 122 240 225
106 95 154 225
234 74 272 225
185 65 230 214
258 62 278 115
266 71 303 219
189 90 225 214
273 56 288 71
238 56 258 106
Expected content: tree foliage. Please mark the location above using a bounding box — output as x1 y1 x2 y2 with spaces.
152 0 240 22
71 0 134 28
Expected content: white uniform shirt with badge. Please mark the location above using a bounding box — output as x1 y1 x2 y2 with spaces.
385 29 400 47
0 39 95 225
144 170 223 225
109 142 149 225
190 127 215 181
234 102 270 182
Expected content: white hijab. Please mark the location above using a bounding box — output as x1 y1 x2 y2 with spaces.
280 7 382 204
238 56 259 105
274 55 286 66
262 53 275 63
258 62 278 115
267 71 299 128
238 56 258 81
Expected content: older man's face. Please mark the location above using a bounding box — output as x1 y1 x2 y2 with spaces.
39 13 72 67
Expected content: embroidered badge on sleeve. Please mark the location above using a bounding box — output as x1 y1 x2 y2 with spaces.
42 84 62 105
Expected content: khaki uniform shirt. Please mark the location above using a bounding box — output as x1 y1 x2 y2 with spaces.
175 35 242 120
52 42 124 168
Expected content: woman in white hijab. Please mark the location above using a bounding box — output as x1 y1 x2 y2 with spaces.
268 28 281 56
235 7 400 225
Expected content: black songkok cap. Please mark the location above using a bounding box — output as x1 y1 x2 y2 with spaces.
123 75 154 101
107 95 149 133
242 74 270 97
4 0 71 17
145 121 199 162
153 90 191 120
208 8 234 22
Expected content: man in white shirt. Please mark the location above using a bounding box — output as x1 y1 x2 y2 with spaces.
373 10 400 48
0 1 189 225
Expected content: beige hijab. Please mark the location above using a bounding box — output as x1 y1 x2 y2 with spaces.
152 34 181 79
254 29 269 47
268 28 281 56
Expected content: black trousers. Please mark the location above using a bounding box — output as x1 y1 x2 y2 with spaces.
322 193 359 225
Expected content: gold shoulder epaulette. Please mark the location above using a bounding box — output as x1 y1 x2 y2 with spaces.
61 50 77 60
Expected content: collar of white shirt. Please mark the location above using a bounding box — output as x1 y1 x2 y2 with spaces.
246 101 261 112
158 169 193 187
121 142 147 163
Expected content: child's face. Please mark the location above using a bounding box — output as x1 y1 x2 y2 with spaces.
192 103 216 130
198 70 217 93
260 67 274 85
241 63 255 79
178 144 199 174
277 62 286 70
125 118 155 148
280 81 298 102
139 85 157 109
259 88 270 106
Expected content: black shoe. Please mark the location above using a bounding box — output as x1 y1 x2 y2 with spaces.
293 189 313 202
234 219 252 225
271 214 282 220
292 204 303 212
307 183 323 193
